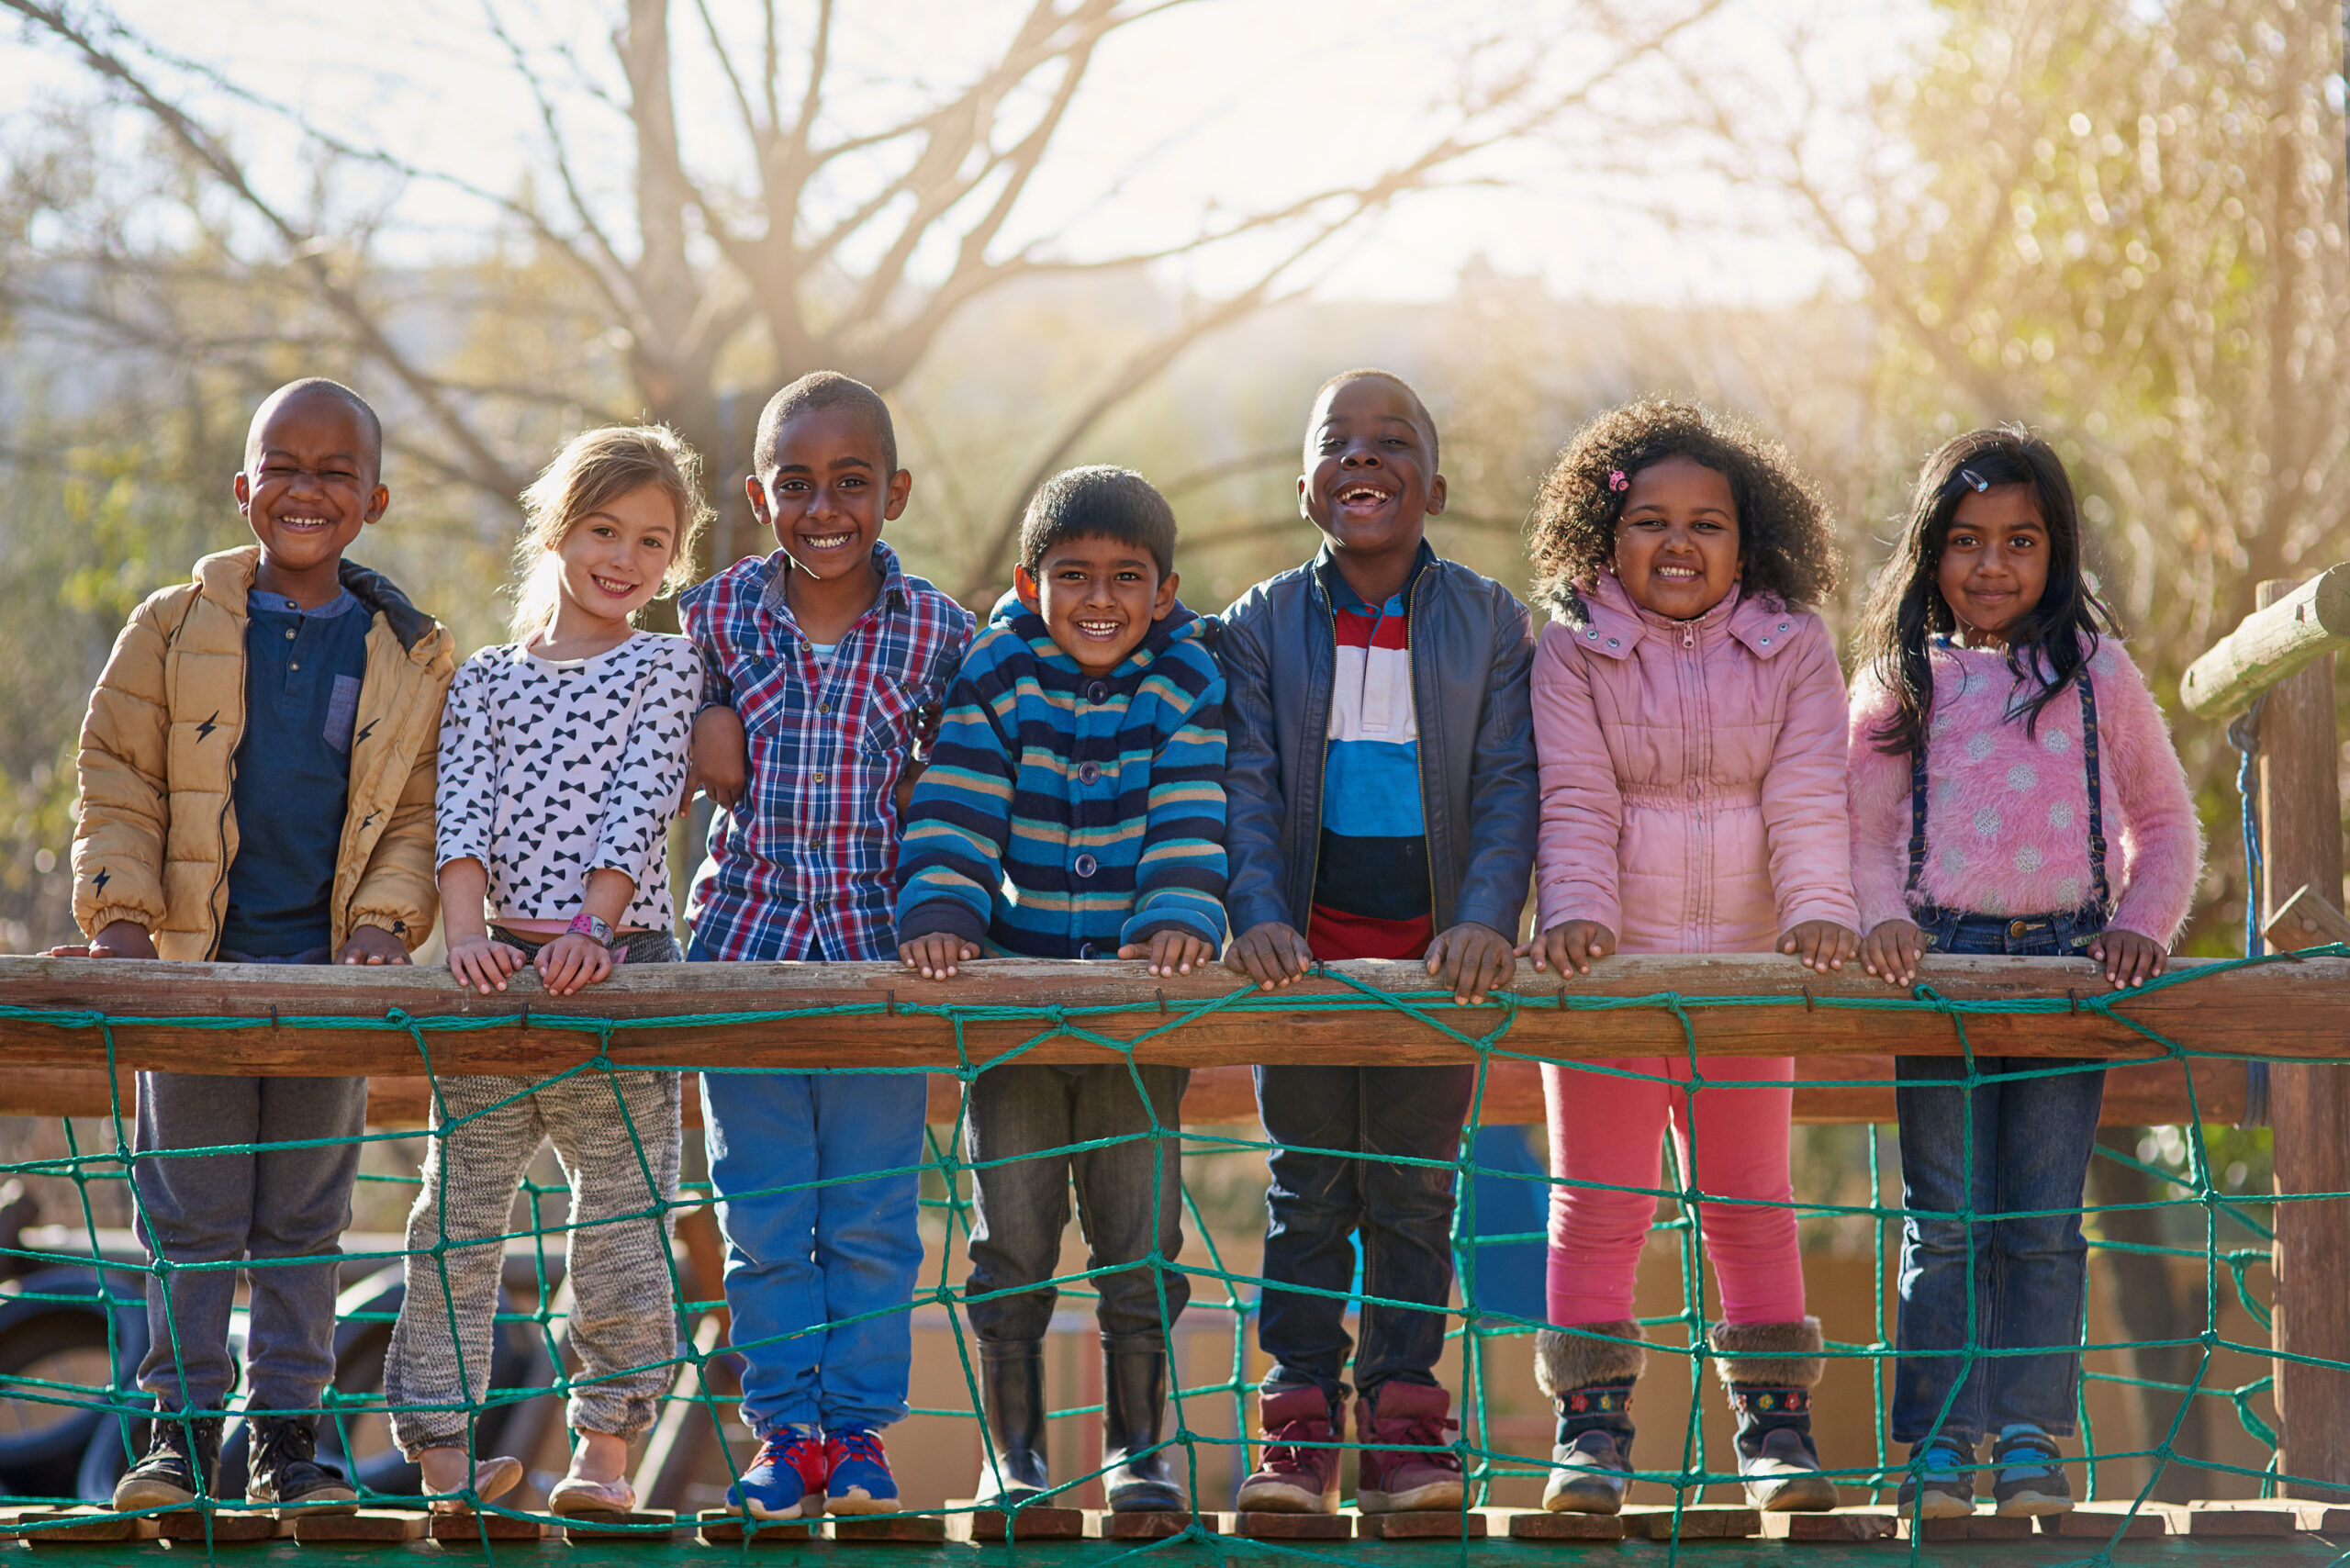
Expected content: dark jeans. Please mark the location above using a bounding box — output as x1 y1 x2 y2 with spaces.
1255 1063 1475 1402
135 946 364 1415
963 1063 1190 1345
1891 905 2107 1445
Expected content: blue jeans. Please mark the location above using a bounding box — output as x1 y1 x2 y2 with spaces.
1254 1064 1474 1402
688 930 927 1435
1891 906 2107 1445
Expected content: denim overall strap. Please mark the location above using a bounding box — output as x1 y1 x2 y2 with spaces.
2076 669 2111 917
1904 658 2111 917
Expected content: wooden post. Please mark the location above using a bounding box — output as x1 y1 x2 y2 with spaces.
2255 577 2350 1498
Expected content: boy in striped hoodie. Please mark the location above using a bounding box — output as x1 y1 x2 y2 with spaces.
896 465 1226 1517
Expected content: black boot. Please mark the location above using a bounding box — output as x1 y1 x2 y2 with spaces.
1101 1334 1184 1513
1713 1318 1837 1512
1535 1323 1644 1516
112 1410 225 1511
244 1410 359 1517
974 1340 1050 1507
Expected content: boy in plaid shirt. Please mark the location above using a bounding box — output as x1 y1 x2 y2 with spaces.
682 372 974 1519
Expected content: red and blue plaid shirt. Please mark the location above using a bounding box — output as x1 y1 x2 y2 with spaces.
682 543 975 962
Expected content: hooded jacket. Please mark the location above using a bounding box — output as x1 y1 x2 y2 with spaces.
1530 572 1858 952
895 595 1227 958
73 546 457 959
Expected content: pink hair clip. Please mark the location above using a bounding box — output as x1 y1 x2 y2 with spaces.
1606 470 1628 492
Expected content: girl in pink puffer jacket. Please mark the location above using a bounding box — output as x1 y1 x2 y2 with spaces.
1521 400 1857 1518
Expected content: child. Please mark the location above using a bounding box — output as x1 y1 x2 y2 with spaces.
385 426 708 1516
72 378 454 1515
1520 398 1855 1516
1848 429 2199 1518
896 466 1225 1515
681 372 975 1520
1222 369 1537 1516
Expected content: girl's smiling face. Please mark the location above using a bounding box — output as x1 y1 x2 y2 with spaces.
1613 455 1741 620
1937 484 2049 646
552 482 679 629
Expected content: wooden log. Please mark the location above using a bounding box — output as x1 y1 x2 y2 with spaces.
557 1508 677 1541
13 1507 149 1544
1901 1509 2032 1540
948 1503 1085 1541
2253 577 2350 1502
2179 562 2350 717
694 1508 813 1543
1091 1510 1221 1539
293 1509 427 1542
1 952 2342 1072
2183 1498 2304 1536
2267 884 2350 950
425 1509 545 1541
827 1514 947 1542
1355 1510 1486 1539
1224 1510 1352 1539
2037 1502 2170 1539
1762 1508 1897 1540
1497 1508 1625 1540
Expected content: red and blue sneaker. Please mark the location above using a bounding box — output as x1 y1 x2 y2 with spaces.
823 1427 899 1516
727 1426 829 1519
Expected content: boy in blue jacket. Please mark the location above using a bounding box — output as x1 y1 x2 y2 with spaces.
1220 369 1537 1516
897 465 1226 1517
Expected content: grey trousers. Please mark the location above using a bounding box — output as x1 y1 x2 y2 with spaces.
385 1052 682 1452
962 1063 1190 1345
132 1070 368 1414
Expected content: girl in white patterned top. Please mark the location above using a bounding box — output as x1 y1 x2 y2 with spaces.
389 427 707 1518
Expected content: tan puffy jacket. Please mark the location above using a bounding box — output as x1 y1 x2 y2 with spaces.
72 546 457 959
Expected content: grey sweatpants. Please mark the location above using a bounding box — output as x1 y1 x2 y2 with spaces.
385 933 683 1452
132 1070 368 1415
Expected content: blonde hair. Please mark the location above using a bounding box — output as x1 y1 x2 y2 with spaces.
508 424 712 641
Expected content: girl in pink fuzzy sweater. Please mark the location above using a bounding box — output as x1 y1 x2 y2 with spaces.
1522 400 1856 1518
1846 429 2199 1524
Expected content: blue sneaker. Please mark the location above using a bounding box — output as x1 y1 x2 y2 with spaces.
1990 1423 2073 1518
1894 1438 1975 1520
727 1426 828 1519
823 1427 899 1516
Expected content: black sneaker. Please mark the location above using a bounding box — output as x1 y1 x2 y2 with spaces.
112 1411 225 1511
1990 1423 2073 1517
1893 1438 1976 1520
244 1412 358 1516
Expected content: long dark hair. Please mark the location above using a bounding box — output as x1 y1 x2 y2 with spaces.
1853 427 2116 756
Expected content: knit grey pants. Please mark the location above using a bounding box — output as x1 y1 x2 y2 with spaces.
386 946 683 1451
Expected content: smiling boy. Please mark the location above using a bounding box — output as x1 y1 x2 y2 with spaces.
1219 370 1537 1515
73 378 455 1515
678 371 974 1520
895 466 1225 1516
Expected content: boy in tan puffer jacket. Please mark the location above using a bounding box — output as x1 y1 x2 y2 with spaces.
69 378 454 1518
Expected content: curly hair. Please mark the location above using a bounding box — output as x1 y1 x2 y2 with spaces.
1527 398 1839 618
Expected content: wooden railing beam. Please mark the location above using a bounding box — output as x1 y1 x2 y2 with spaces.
2179 561 2350 718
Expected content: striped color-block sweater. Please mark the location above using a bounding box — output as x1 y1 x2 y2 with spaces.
894 597 1228 958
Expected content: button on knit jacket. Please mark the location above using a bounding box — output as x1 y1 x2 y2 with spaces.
1530 573 1859 951
72 546 456 959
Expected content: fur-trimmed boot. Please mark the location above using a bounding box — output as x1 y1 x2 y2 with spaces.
1535 1322 1644 1515
1712 1318 1837 1512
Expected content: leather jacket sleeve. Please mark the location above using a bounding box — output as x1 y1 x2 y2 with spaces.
1216 592 1294 937
1449 586 1539 939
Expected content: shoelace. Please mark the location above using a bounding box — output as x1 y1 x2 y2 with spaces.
250 1419 315 1475
1914 1442 1970 1481
1263 1419 1334 1468
755 1431 829 1488
827 1430 888 1469
1996 1437 2062 1480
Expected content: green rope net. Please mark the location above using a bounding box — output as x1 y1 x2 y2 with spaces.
0 946 2339 1564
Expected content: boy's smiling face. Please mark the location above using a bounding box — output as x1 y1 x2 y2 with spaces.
748 404 911 577
1298 375 1446 563
233 391 386 580
1015 533 1177 677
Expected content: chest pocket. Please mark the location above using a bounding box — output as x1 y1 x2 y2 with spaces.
860 673 932 758
728 653 796 735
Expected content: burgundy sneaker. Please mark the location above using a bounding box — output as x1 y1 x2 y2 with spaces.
1235 1386 1342 1514
1354 1382 1464 1514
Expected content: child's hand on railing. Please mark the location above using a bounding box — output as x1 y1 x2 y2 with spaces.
1519 921 1616 978
2088 929 2167 990
1118 929 1213 978
335 927 411 966
448 934 531 995
900 934 980 980
1427 922 1516 1006
534 932 613 995
1779 921 1858 973
1860 920 1924 987
67 922 157 960
1225 922 1312 991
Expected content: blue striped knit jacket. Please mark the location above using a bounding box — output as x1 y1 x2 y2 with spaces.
894 595 1228 958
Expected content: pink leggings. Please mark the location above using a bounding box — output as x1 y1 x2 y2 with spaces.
1542 1057 1806 1327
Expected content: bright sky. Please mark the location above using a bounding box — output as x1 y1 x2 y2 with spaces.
0 0 1932 305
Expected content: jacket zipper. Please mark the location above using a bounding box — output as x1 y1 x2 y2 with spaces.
1301 578 1337 945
